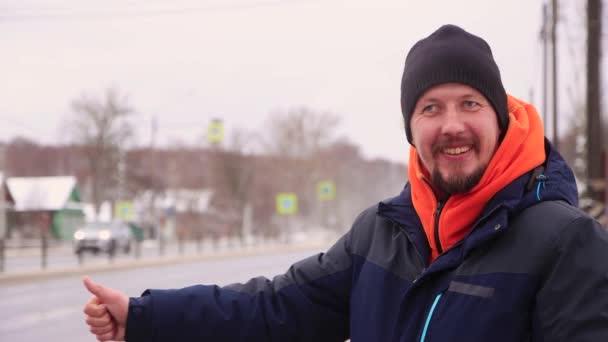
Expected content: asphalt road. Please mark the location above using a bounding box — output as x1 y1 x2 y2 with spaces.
0 248 323 342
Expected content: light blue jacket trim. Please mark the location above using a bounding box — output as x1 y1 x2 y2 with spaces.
420 292 443 342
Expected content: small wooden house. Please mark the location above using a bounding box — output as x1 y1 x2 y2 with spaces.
6 176 85 240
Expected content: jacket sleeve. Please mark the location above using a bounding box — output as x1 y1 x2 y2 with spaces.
124 231 355 342
534 215 608 341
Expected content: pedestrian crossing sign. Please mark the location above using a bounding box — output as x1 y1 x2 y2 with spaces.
207 119 224 143
114 201 135 221
276 193 298 215
317 181 336 201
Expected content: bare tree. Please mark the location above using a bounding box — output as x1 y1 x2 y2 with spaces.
256 108 343 234
210 129 255 243
262 107 340 159
68 87 134 214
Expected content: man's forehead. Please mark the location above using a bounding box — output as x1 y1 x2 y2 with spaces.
418 83 486 102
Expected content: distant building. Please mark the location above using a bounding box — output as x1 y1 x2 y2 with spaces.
5 176 85 240
133 188 214 240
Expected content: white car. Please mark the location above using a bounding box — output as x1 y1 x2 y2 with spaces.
73 221 133 255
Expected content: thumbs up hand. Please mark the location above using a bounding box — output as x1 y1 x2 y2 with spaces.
83 276 129 341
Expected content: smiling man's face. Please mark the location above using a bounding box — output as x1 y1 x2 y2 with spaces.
410 83 501 195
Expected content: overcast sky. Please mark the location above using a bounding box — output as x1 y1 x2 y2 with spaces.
1 0 554 163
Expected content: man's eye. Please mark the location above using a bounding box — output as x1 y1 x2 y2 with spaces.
464 101 479 108
422 104 437 112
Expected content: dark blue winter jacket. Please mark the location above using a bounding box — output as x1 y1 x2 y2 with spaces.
125 141 608 341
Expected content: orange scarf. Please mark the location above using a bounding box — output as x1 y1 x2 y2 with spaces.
409 95 546 262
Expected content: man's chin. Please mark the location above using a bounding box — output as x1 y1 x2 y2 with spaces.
433 168 485 196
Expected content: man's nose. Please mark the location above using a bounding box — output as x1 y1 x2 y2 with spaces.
440 107 466 136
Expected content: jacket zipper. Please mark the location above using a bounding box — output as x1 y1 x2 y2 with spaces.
420 292 443 342
433 201 446 255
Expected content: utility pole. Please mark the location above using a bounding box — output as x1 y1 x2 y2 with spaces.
551 0 559 149
541 3 549 125
0 146 6 273
587 0 604 204
117 149 126 203
145 116 158 257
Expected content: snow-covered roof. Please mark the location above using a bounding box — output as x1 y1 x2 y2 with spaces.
6 176 80 212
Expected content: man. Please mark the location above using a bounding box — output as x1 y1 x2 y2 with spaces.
83 25 608 341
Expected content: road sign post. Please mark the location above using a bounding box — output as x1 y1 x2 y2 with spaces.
317 181 336 228
276 193 298 243
40 212 50 270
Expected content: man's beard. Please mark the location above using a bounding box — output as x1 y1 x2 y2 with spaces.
431 165 486 195
429 135 487 195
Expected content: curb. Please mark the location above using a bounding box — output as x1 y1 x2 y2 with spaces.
0 241 331 285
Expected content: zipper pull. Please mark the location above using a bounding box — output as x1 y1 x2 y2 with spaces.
433 201 445 254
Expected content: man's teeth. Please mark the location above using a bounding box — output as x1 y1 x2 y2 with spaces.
443 146 470 155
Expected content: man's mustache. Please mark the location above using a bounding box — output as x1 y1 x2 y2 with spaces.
431 136 480 155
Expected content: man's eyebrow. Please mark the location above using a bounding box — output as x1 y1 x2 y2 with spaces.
460 93 483 99
418 94 481 102
417 97 440 103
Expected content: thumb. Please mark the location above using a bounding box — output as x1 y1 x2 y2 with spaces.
83 276 112 301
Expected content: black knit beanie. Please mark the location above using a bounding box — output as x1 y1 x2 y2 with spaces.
400 24 509 144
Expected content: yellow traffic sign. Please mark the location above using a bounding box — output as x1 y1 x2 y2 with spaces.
276 193 298 215
207 119 224 143
114 201 135 221
317 181 336 201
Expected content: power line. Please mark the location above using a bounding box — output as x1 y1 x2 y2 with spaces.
0 0 314 22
